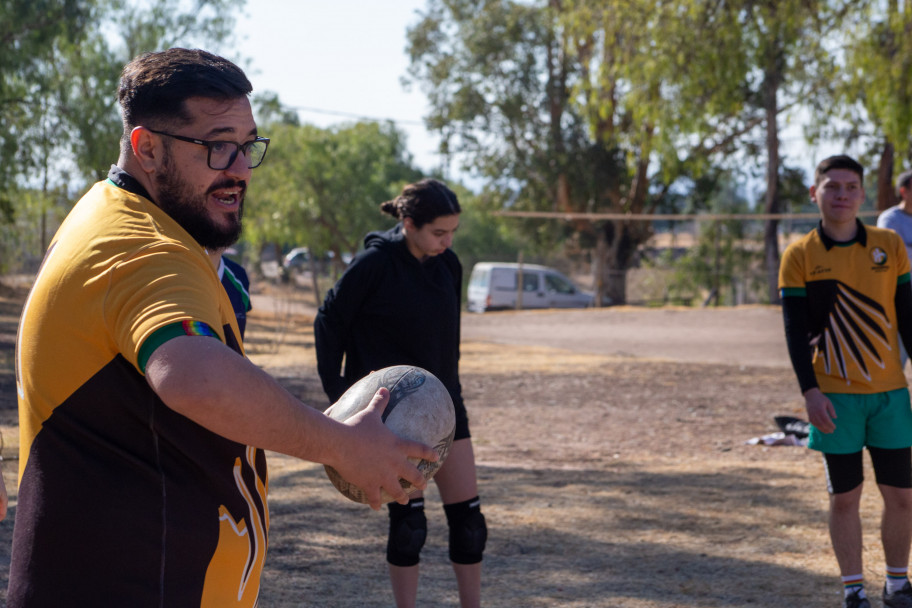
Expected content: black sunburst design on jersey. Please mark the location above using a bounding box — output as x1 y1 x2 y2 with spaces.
806 279 892 384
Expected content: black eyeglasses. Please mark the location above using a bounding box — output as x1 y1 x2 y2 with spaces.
147 128 270 170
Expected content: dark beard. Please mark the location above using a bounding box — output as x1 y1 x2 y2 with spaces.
154 158 244 250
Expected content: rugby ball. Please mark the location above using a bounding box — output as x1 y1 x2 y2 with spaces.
324 365 456 504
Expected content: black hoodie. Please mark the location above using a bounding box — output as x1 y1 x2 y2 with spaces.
314 224 464 415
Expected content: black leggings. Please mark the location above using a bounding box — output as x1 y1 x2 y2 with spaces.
823 447 912 494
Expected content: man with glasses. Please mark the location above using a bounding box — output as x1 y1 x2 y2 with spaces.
10 48 435 606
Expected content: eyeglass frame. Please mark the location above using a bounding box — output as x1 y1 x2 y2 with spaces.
146 128 270 170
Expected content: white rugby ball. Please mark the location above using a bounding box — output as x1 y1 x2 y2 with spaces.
323 365 456 504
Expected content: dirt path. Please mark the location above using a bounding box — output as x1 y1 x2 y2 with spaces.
459 305 789 368
252 291 790 368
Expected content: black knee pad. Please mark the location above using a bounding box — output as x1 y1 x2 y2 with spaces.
444 496 487 565
387 498 427 567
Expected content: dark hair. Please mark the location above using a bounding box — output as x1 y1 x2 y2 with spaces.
896 169 912 198
380 179 461 228
118 48 252 152
814 154 864 186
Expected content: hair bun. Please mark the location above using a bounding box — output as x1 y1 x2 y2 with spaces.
379 199 400 218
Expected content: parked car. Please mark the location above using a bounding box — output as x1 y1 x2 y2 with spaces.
466 262 595 312
283 247 312 271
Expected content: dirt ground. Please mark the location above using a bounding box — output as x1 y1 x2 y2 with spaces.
0 279 898 607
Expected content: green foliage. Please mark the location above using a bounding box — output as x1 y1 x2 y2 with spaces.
655 173 765 306
254 92 301 128
105 0 244 60
404 0 858 304
0 0 246 271
844 2 912 168
0 1 96 209
407 0 572 190
245 120 423 267
0 184 72 273
449 185 525 271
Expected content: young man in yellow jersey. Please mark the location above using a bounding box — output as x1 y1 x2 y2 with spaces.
780 155 912 608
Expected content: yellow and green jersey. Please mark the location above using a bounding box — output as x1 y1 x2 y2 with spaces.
11 168 268 606
779 221 911 394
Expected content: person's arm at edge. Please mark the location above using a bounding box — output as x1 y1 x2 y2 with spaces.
782 294 836 433
896 276 912 359
876 210 892 230
145 335 438 510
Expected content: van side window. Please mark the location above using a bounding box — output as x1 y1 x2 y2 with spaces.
522 272 538 292
545 273 575 294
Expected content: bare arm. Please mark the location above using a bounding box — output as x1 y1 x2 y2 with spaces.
145 336 437 510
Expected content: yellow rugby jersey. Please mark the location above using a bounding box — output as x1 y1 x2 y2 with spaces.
779 221 911 394
11 169 267 606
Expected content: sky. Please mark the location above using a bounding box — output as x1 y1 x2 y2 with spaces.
234 0 443 176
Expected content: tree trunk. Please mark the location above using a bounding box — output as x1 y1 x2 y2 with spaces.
593 230 607 307
596 220 635 305
309 254 322 307
877 140 896 211
762 65 782 305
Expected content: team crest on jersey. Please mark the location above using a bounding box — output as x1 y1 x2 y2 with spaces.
871 247 888 266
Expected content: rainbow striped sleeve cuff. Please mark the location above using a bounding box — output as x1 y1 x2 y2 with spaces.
137 320 221 373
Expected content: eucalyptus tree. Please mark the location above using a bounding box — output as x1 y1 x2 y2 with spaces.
407 0 760 304
728 0 858 302
406 0 631 301
407 0 861 304
559 0 760 303
842 0 912 209
555 0 856 304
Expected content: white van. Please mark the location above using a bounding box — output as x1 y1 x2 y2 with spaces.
466 262 594 312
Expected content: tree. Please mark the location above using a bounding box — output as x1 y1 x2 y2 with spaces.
53 0 247 185
843 0 912 210
406 0 760 304
407 0 629 301
407 0 861 305
730 0 855 303
0 1 97 270
559 0 760 304
662 172 761 307
0 1 96 215
0 0 247 272
449 185 525 276
245 120 423 272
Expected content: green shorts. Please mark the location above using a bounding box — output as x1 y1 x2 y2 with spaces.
808 388 912 454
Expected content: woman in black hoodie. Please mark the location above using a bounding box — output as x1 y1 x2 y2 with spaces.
314 179 485 608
